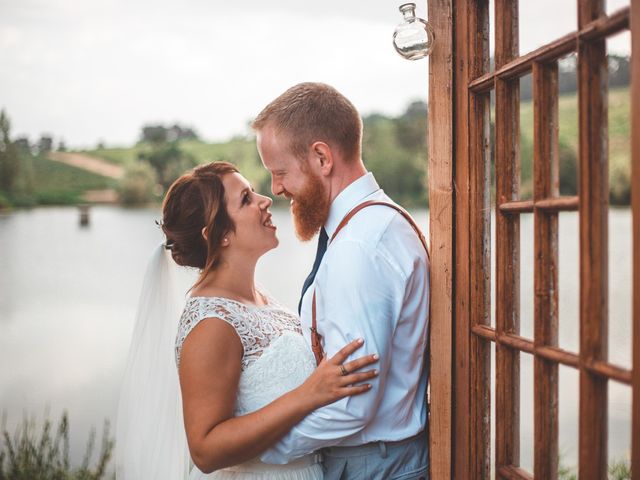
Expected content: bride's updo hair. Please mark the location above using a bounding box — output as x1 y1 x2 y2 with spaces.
161 161 239 280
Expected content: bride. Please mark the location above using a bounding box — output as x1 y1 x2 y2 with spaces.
116 161 379 479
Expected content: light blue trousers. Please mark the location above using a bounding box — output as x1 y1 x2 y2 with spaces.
321 430 429 480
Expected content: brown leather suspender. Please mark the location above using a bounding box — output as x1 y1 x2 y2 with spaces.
310 200 430 366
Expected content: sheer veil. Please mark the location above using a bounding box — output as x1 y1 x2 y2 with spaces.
116 243 198 479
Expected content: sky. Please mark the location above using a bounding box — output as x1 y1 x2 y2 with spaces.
0 0 631 148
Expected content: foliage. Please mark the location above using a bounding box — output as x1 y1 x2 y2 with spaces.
0 110 23 194
558 463 577 480
137 142 197 190
179 137 272 193
394 100 428 153
0 412 114 480
519 54 630 101
362 111 427 207
557 457 631 480
518 86 630 205
79 84 632 208
118 161 158 205
140 124 198 143
34 191 84 206
1 154 116 208
31 157 115 193
0 190 12 210
0 110 118 208
608 457 632 480
77 147 140 167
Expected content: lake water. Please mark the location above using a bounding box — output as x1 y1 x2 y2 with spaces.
0 206 633 472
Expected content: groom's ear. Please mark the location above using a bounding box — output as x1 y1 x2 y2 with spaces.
310 141 333 176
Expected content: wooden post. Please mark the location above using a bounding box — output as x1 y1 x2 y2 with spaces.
631 0 640 476
494 0 521 475
452 0 492 478
532 61 559 480
577 0 609 478
452 0 473 475
427 0 453 477
79 205 90 227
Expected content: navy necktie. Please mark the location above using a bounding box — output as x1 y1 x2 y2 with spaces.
298 228 328 314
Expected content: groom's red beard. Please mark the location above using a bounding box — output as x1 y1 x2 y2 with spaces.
290 173 330 242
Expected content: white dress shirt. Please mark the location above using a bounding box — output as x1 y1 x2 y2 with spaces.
261 172 430 464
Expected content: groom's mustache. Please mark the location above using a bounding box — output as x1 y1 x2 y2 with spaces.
282 189 293 200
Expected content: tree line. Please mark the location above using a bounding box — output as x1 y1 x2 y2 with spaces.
0 55 632 209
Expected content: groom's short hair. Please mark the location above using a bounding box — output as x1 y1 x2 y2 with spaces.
252 82 362 163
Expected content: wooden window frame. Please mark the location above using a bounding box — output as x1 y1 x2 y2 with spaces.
427 1 639 478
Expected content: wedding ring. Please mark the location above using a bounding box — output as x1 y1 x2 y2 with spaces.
340 365 348 376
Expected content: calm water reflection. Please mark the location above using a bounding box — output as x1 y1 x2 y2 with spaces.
0 206 632 470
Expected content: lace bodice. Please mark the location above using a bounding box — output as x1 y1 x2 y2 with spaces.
175 295 316 417
175 296 304 369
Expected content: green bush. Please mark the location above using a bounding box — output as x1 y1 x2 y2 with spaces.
118 161 158 205
0 412 114 480
136 142 197 190
4 192 37 208
608 458 632 480
558 457 631 480
0 191 12 210
35 191 83 206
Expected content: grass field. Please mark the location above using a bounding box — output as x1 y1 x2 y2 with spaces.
518 86 630 200
520 86 629 161
30 155 117 204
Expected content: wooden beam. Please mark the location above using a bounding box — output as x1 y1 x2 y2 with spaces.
532 60 560 480
631 0 640 475
577 1 609 478
534 196 579 211
497 465 535 480
468 7 630 94
452 0 491 477
585 360 632 385
494 0 521 476
579 6 630 41
472 326 632 384
468 1 492 477
427 0 454 477
452 0 472 475
498 196 580 214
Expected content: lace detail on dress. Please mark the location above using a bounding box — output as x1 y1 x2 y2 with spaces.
174 296 304 370
175 295 319 478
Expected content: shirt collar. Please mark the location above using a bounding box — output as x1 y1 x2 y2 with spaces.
324 172 381 239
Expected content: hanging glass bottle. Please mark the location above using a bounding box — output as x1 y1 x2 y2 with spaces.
393 3 435 60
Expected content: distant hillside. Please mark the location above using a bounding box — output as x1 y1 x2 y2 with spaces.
78 85 631 207
516 54 630 101
519 86 631 203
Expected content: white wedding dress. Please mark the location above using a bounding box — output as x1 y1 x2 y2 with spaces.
175 295 324 480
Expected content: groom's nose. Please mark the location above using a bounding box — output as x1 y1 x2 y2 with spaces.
271 177 284 197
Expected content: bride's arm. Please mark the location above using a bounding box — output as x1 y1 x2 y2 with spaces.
178 317 377 474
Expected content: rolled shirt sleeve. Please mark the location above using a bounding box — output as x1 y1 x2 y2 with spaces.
260 240 405 464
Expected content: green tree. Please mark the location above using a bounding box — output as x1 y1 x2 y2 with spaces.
0 110 21 193
363 112 428 207
137 142 197 190
558 139 578 197
395 100 427 153
118 161 158 205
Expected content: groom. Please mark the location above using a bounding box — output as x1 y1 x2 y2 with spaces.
253 82 430 480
